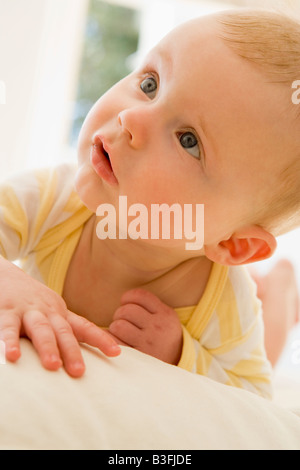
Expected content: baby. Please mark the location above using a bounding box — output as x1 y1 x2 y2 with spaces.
0 9 299 399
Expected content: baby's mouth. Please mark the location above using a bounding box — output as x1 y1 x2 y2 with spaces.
103 147 111 168
97 137 114 173
90 133 118 185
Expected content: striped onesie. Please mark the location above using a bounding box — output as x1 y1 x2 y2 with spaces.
0 163 272 398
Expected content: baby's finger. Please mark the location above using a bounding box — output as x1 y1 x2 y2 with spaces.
105 330 129 347
48 313 86 377
0 313 21 361
109 319 142 347
66 310 121 357
113 304 149 329
120 288 164 313
23 310 62 370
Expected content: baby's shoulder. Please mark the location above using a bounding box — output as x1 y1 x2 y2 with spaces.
227 265 257 295
33 162 78 189
0 162 78 199
224 265 262 320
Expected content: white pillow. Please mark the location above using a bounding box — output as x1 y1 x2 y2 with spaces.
1 339 300 450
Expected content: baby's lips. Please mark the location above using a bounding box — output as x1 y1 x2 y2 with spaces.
90 138 118 185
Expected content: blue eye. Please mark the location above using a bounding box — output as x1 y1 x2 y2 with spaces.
179 132 200 159
140 76 157 99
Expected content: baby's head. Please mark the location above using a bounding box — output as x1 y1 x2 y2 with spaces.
217 9 300 237
76 9 300 266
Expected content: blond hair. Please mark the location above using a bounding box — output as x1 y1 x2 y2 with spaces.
217 9 300 236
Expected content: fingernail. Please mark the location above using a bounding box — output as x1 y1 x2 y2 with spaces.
71 362 85 372
47 355 62 366
111 345 121 354
8 347 20 358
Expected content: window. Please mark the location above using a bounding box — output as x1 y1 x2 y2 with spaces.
70 0 139 147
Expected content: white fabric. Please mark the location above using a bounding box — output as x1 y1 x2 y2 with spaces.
0 339 300 450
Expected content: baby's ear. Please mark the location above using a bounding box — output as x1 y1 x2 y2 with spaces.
204 226 277 266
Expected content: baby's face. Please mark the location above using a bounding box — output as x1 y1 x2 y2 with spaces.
76 15 294 255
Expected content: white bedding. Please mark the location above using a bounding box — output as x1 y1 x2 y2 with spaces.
0 338 300 450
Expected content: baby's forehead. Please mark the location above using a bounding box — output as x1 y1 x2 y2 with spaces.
146 14 230 71
157 15 218 49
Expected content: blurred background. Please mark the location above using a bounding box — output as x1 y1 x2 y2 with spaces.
0 0 300 376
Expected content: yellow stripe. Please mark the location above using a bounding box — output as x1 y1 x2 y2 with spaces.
207 317 258 356
62 189 85 213
196 346 213 375
48 227 83 295
34 205 92 251
229 345 271 383
0 240 7 258
225 371 270 392
175 306 195 326
35 245 56 285
224 373 244 389
35 205 92 292
228 367 271 384
32 183 92 291
0 186 28 248
225 370 270 389
177 327 196 372
33 169 57 240
216 277 242 345
186 263 228 340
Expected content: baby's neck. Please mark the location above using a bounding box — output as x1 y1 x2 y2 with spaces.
89 214 209 289
63 214 212 326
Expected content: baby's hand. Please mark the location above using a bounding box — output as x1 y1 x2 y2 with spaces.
0 258 121 377
108 288 183 365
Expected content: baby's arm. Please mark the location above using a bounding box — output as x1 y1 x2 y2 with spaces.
109 286 272 399
0 257 121 377
109 288 183 365
178 305 272 399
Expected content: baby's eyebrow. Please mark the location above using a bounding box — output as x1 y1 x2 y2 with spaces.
146 46 173 79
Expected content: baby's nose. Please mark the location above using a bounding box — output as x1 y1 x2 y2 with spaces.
118 107 150 149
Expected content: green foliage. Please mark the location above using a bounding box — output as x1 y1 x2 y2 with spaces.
70 0 139 145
